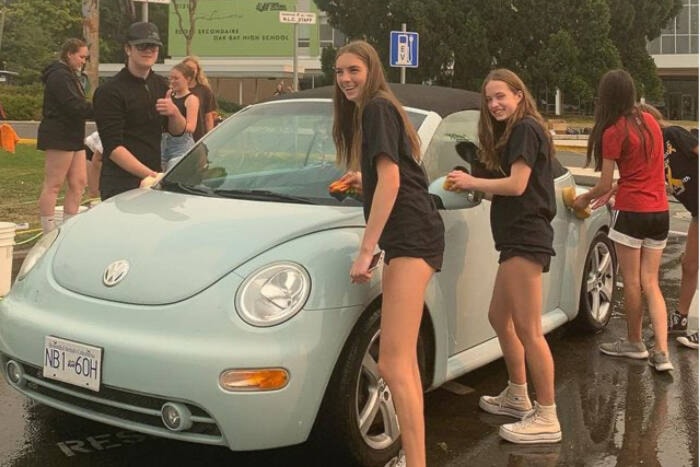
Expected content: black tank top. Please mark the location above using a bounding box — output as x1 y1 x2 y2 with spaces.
172 92 191 118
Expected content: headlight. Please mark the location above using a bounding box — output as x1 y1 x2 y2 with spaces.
235 262 311 327
17 229 59 281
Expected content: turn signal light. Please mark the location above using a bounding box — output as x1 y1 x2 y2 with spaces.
219 368 289 392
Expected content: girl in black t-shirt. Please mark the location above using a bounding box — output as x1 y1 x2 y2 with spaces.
641 103 699 349
446 69 560 445
332 40 444 467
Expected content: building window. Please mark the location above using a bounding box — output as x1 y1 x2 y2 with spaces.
320 21 333 48
648 0 699 55
662 35 676 54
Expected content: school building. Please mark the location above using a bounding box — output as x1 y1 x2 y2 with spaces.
646 0 699 121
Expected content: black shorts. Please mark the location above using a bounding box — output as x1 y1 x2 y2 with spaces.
609 210 668 249
384 251 443 272
499 248 552 273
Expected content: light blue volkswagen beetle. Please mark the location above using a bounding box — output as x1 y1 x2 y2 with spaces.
0 85 615 466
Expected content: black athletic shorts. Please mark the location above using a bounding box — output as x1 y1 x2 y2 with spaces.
609 210 669 249
498 248 552 273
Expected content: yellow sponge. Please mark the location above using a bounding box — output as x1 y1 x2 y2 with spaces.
561 186 591 219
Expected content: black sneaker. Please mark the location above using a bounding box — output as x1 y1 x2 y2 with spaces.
668 310 688 335
677 332 699 350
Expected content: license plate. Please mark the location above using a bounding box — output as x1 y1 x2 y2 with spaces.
43 336 103 392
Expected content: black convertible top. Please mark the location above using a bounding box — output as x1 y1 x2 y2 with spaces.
263 83 481 117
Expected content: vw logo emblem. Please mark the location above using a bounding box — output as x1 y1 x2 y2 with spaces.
103 260 130 287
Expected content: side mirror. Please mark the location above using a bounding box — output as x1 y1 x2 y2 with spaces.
455 141 479 164
428 176 482 210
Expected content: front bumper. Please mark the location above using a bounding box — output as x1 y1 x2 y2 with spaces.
0 260 362 450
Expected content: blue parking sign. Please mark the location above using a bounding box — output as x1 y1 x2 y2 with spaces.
390 31 419 68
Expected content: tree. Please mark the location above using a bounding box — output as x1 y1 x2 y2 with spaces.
315 0 677 109
1 0 82 84
98 0 169 64
82 0 99 97
171 0 199 57
169 0 242 59
315 0 452 84
606 0 682 100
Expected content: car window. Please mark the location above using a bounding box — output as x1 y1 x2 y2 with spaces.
422 110 480 182
162 101 427 206
163 101 351 205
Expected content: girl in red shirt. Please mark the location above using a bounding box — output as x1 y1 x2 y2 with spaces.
573 69 672 371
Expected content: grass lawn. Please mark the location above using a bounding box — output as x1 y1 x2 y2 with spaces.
0 141 45 230
0 141 97 246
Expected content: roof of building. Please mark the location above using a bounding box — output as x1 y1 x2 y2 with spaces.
265 83 481 117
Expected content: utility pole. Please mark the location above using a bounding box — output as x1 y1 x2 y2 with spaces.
292 21 298 91
400 23 406 85
0 0 7 54
82 0 100 97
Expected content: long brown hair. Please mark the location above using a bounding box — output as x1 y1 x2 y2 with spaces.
332 40 420 171
477 68 552 172
586 69 655 170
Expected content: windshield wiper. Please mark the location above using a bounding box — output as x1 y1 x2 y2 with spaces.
160 180 215 196
212 188 313 204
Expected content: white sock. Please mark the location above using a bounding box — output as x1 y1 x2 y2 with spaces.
535 402 558 420
62 213 75 223
508 380 529 396
40 216 56 234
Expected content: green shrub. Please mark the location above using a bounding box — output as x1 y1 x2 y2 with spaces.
0 84 44 120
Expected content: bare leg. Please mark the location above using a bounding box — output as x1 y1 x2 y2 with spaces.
641 246 668 353
86 151 102 198
678 219 698 316
63 150 87 215
615 243 644 343
488 264 526 385
378 257 433 467
38 150 74 217
498 256 555 405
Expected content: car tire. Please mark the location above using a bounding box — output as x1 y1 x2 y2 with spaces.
575 231 617 331
312 304 427 467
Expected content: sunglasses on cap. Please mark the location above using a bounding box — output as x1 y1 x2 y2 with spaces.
134 43 159 52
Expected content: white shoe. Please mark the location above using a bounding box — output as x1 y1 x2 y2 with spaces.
479 381 534 419
384 449 405 467
499 402 562 444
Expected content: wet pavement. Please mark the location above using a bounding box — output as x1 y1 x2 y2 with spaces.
1 167 697 467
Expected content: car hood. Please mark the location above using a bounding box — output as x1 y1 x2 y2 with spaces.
52 189 363 305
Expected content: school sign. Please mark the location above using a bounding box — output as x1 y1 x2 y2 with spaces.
167 0 321 58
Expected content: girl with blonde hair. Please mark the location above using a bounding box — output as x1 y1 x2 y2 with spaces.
182 56 217 141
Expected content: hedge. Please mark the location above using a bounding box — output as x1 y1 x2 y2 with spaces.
0 84 43 120
0 86 245 121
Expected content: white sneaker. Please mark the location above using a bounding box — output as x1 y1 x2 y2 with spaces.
479 381 534 419
499 402 562 444
677 332 699 349
648 350 674 372
384 449 405 467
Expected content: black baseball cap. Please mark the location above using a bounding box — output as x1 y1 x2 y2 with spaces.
126 22 163 47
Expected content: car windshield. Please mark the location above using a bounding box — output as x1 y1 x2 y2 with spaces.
159 100 426 206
